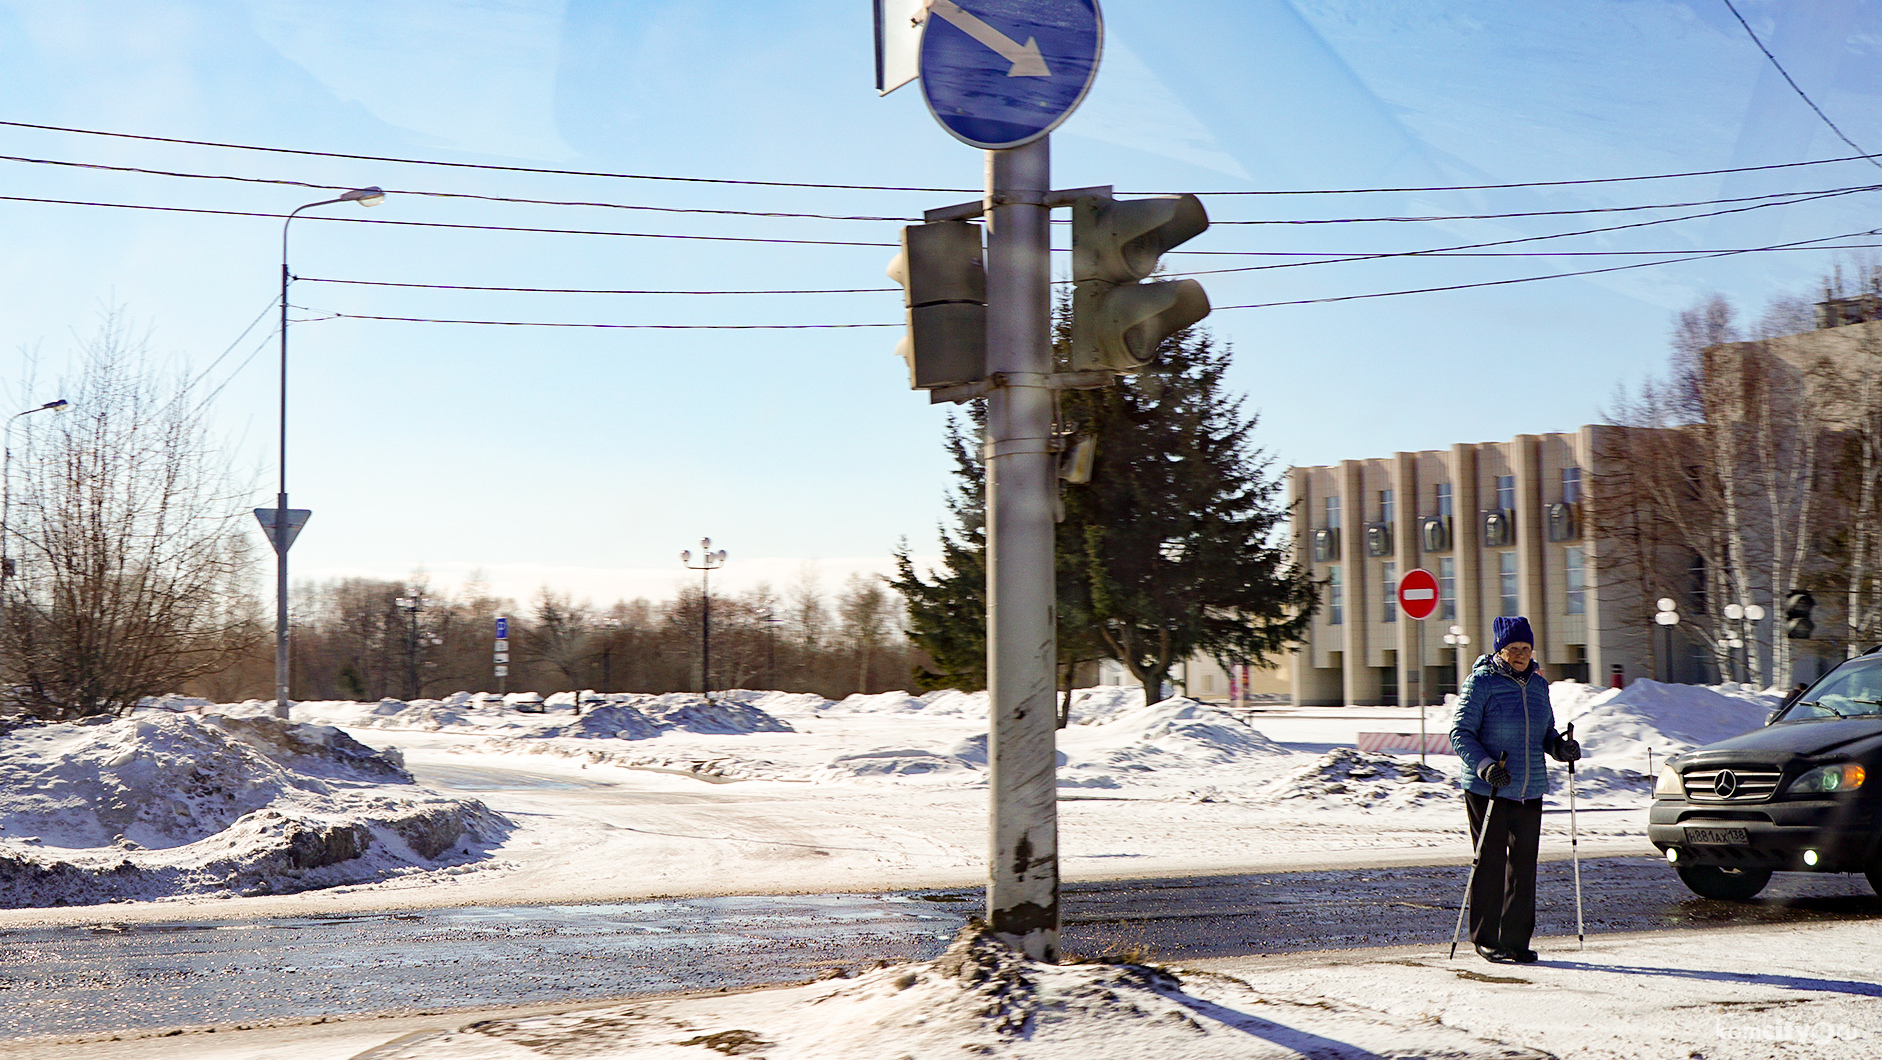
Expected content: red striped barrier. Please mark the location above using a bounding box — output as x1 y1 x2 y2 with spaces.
1356 732 1454 755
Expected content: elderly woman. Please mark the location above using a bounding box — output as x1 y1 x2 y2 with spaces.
1450 615 1580 963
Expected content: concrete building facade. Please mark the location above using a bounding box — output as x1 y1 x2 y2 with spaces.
1289 427 1652 707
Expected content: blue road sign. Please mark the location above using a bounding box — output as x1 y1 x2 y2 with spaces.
919 0 1102 150
495 617 508 640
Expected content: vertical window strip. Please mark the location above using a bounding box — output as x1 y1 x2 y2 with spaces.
1439 556 1456 620
1383 561 1397 623
1329 566 1343 625
1499 551 1519 617
1565 546 1586 615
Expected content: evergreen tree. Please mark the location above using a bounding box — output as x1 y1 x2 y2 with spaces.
1061 328 1316 703
890 315 1316 705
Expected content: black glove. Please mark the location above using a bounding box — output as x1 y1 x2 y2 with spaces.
1477 757 1511 788
1551 736 1582 763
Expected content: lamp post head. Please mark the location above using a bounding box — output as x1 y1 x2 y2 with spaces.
680 550 692 563
341 186 386 207
41 399 67 412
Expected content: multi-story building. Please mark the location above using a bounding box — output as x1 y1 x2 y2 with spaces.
1288 427 1653 707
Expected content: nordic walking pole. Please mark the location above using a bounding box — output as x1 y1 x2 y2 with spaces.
1450 751 1507 959
1567 722 1585 951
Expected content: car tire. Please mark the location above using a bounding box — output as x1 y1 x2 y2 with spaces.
1675 864 1773 901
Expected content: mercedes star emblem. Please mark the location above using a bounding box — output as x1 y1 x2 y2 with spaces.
1714 769 1740 798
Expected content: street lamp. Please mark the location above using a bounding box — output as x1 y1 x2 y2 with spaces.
265 187 385 720
1655 597 1681 683
1441 624 1471 699
1 399 68 584
681 539 727 700
395 594 429 700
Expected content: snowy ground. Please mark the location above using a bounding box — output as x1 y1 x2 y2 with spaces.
0 678 1779 921
166 919 1876 1060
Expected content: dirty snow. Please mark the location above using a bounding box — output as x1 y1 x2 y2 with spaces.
0 713 506 908
362 919 1882 1060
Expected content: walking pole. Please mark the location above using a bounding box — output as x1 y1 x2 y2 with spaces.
1567 722 1585 951
1449 751 1507 959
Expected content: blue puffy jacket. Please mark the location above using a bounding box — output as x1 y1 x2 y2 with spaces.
1450 653 1562 801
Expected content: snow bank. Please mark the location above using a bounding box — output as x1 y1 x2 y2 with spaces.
383 922 1529 1059
1263 747 1452 810
0 714 506 907
1548 678 1779 764
1058 698 1287 777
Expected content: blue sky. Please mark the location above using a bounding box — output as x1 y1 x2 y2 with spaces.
0 1 1878 607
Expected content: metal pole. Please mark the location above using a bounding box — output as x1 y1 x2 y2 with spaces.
701 565 711 700
1417 620 1427 766
984 135 1058 962
276 243 292 720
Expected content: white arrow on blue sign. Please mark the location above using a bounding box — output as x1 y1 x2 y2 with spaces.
919 0 1102 150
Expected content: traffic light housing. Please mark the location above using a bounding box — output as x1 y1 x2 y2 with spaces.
1070 193 1211 372
887 220 986 389
1785 589 1816 639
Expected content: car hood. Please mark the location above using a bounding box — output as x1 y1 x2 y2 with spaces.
1694 717 1882 759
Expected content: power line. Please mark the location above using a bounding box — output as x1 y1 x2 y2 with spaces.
8 148 1876 227
1720 0 1881 170
1171 184 1881 275
1215 228 1882 310
298 277 894 295
6 116 1882 198
0 153 921 223
325 313 899 329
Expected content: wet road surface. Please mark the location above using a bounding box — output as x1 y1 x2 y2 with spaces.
4 855 1879 1039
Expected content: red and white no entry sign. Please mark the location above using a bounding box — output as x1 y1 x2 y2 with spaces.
1399 567 1440 621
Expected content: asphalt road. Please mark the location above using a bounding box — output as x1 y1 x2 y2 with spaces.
4 855 1878 1041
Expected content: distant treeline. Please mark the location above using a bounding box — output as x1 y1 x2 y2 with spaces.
189 571 925 704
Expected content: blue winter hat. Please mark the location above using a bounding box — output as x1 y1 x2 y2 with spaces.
1492 616 1535 653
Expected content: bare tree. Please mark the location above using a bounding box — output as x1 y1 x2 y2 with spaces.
836 573 893 692
0 320 261 718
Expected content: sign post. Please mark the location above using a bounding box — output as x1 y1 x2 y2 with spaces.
254 506 312 719
912 0 1102 963
1399 568 1439 764
495 616 509 696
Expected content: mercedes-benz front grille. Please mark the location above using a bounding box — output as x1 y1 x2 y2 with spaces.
1682 767 1782 802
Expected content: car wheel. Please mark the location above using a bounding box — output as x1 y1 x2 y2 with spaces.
1676 864 1773 900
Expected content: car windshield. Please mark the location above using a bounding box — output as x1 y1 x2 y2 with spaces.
1784 658 1882 720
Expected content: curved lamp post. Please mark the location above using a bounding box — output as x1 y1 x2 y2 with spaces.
1 398 68 586
681 539 727 700
1442 624 1471 699
1654 598 1680 683
267 187 384 720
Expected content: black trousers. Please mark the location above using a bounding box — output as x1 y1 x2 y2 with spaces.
1463 792 1543 950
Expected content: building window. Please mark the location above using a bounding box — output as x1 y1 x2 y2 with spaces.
1379 489 1394 525
1562 466 1582 504
1326 495 1341 530
1496 475 1516 511
1565 546 1586 615
1328 566 1342 625
1499 551 1518 617
1439 556 1456 620
1382 561 1397 623
1435 482 1453 518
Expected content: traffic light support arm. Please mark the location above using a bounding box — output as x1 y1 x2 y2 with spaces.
923 185 1115 223
928 369 1115 405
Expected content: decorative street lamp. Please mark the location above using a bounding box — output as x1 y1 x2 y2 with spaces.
261 187 385 720
1655 597 1681 683
681 539 727 700
395 593 431 700
1442 624 1471 699
1 399 68 585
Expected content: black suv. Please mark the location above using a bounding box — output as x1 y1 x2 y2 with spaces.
1648 650 1882 900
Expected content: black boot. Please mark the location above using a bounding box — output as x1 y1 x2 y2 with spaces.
1474 943 1515 963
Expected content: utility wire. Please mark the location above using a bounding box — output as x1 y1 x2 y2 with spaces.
324 314 899 329
1720 0 1882 170
310 228 1882 327
5 148 1875 227
1215 228 1882 310
6 116 1882 197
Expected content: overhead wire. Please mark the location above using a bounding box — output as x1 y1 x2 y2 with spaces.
1720 0 1882 171
5 116 1882 197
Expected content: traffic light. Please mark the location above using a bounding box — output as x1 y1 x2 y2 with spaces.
887 220 986 389
1785 589 1816 639
1069 193 1211 372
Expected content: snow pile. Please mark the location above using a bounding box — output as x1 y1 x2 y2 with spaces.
1064 684 1145 724
1548 678 1779 764
381 923 1531 1059
524 693 794 740
1058 698 1287 779
822 688 988 717
0 713 506 907
1263 747 1452 810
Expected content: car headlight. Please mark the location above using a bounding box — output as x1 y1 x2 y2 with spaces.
1790 762 1868 795
1655 763 1684 797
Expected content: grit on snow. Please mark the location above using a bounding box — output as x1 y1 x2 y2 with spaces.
0 677 1778 914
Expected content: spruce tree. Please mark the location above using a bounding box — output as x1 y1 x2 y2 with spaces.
890 318 1316 706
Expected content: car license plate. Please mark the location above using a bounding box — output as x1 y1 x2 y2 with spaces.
1685 827 1748 845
